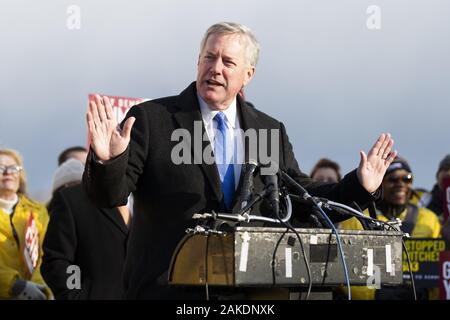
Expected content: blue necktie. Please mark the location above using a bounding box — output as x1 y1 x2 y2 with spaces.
214 112 235 210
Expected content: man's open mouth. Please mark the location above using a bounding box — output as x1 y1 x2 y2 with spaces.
206 79 224 87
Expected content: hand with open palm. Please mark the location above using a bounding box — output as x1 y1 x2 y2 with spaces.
357 133 398 193
86 95 135 161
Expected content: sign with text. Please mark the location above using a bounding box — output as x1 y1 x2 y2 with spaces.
88 94 148 124
87 94 148 146
439 251 450 300
402 238 447 288
23 212 39 277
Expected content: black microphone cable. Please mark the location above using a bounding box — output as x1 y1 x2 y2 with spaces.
402 239 417 300
263 175 313 300
274 203 313 300
315 198 418 300
281 170 352 300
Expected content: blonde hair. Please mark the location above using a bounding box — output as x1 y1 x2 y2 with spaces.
200 22 260 67
0 148 28 195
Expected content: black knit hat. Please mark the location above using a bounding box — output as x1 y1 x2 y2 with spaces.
438 154 450 172
385 156 412 176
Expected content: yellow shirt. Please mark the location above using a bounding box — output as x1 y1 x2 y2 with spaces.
0 195 52 298
339 205 441 300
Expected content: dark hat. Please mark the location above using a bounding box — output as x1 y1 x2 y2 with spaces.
438 154 450 172
385 156 412 176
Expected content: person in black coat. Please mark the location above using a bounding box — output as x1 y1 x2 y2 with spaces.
42 183 129 299
83 22 397 299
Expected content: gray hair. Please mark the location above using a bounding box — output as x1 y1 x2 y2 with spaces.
200 22 260 67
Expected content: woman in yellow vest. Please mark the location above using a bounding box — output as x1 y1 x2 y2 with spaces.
340 156 441 300
0 148 52 299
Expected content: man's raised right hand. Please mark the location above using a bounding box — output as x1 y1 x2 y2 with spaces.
86 95 135 161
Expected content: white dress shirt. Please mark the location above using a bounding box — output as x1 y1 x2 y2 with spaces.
197 94 244 190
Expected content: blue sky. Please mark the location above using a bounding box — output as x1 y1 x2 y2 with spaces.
1 0 449 202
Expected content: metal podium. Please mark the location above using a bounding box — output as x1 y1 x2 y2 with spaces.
168 227 404 289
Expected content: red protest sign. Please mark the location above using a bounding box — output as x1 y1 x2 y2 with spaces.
439 251 450 300
23 212 39 277
88 94 147 123
87 94 148 147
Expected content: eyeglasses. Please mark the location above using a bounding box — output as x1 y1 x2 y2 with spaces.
0 165 23 175
386 174 413 184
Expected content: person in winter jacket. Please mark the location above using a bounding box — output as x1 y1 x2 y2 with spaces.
0 148 52 299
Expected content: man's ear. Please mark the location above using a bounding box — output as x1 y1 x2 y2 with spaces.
243 67 256 86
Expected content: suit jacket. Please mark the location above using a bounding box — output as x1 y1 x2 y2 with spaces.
83 82 376 299
41 184 128 299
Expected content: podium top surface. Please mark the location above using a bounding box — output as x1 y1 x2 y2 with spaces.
234 226 404 237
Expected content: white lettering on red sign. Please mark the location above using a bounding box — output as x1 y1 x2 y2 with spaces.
443 261 450 299
23 213 39 276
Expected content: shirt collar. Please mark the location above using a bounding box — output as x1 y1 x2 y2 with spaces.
197 94 237 129
0 194 19 215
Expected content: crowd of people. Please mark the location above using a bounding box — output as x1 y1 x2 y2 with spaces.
0 146 132 300
311 156 450 300
1 147 448 300
310 156 450 242
1 21 449 300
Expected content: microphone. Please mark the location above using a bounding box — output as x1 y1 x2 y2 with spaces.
280 170 312 201
263 173 280 216
240 160 258 209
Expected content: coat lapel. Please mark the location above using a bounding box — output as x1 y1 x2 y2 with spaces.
172 83 223 202
237 95 264 150
230 95 266 212
99 207 128 235
171 83 268 212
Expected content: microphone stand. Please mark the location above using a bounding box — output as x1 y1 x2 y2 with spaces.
280 169 353 300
